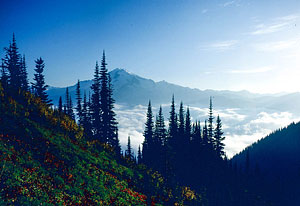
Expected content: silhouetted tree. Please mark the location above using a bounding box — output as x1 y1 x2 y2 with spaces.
20 55 28 91
75 80 82 125
126 136 133 160
114 128 121 157
185 107 192 144
65 87 74 119
142 101 154 166
91 61 101 140
82 91 93 138
137 145 142 164
0 60 8 88
32 57 51 104
2 34 22 89
69 97 75 120
58 96 63 113
153 106 166 170
208 97 214 146
178 102 185 140
107 74 118 148
99 51 110 143
203 120 209 146
214 115 225 158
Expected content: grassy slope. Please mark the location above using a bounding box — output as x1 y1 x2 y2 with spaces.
0 84 200 205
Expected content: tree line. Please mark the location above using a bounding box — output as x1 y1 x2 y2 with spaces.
1 34 270 205
1 34 122 155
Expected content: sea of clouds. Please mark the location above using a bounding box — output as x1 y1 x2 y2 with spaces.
115 104 300 158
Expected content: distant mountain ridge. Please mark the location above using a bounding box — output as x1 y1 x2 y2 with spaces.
47 68 300 113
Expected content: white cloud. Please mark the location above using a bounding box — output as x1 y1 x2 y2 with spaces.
115 104 300 159
253 39 299 52
228 66 273 74
223 1 235 7
250 14 299 35
200 40 239 51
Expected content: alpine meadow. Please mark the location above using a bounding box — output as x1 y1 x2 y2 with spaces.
1 1 300 205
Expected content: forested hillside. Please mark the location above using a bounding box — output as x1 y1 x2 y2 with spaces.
0 34 287 206
232 122 300 205
0 83 201 205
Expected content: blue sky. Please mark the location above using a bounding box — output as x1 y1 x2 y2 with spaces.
1 0 300 93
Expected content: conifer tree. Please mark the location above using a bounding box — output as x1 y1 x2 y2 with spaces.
3 34 22 89
178 102 185 140
137 145 142 164
168 95 178 142
65 87 70 114
203 120 209 146
75 80 82 125
153 106 167 171
185 107 192 144
154 106 167 145
64 87 74 119
69 96 75 120
114 128 121 157
58 96 63 113
82 91 93 138
214 115 225 158
107 74 118 147
0 60 8 88
32 57 51 104
91 61 101 140
193 121 202 144
126 136 133 160
142 101 154 165
20 55 29 91
99 51 110 143
208 97 214 142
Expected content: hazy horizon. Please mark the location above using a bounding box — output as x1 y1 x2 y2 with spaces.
1 0 300 94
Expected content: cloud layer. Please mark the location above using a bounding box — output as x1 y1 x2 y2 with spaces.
115 104 300 158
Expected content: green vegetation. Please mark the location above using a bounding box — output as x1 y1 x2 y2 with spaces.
0 83 200 205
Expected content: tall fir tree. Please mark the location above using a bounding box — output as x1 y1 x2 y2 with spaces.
107 74 118 148
153 106 167 171
137 145 142 164
178 102 185 141
82 91 93 138
58 96 63 113
91 61 101 140
154 106 167 146
99 51 110 143
0 60 8 88
114 128 121 157
32 57 51 104
65 87 70 114
125 136 133 160
64 87 74 119
20 55 29 91
185 107 192 143
168 95 178 143
142 100 154 166
69 96 75 120
203 120 209 146
3 33 22 89
208 97 214 143
75 80 82 125
214 115 225 158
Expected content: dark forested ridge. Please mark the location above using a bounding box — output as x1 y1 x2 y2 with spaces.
232 122 300 205
0 34 297 205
